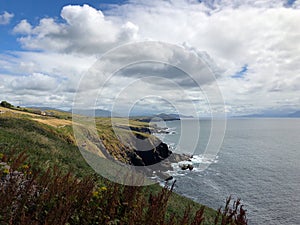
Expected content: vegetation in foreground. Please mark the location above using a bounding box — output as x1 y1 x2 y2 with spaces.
0 102 247 224
0 153 247 225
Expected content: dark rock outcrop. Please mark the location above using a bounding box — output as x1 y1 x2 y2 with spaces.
126 151 145 166
165 176 174 181
129 126 151 134
179 164 194 171
134 142 172 166
168 153 191 163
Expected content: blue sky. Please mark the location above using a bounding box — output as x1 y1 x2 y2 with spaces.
232 64 248 79
0 0 300 115
0 0 127 51
285 0 298 6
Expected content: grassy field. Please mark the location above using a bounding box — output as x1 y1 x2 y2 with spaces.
0 106 224 224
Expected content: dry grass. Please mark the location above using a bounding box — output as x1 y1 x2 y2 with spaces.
32 118 72 127
0 107 41 117
0 106 72 128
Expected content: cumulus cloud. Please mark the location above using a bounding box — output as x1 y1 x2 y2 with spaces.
13 4 138 54
293 0 300 8
0 11 14 25
92 62 209 116
0 51 96 108
107 0 300 114
4 1 300 114
13 19 32 34
10 73 58 91
1 51 95 77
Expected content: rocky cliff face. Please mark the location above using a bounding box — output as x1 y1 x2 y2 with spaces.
73 117 191 174
134 141 172 166
124 137 190 177
100 123 189 171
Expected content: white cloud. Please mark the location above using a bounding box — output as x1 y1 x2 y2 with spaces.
10 73 58 91
4 1 300 114
294 0 300 8
0 11 14 25
13 4 138 54
0 51 96 108
107 0 300 114
13 20 32 34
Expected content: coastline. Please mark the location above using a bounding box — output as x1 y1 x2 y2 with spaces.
149 122 193 181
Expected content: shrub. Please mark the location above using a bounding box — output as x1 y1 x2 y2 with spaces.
0 153 247 225
0 101 14 108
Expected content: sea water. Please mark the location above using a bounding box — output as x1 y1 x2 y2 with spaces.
157 118 300 225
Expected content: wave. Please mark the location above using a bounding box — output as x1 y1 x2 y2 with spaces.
165 127 177 134
167 154 219 176
152 126 177 135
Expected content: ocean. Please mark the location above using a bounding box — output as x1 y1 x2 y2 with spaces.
156 118 300 225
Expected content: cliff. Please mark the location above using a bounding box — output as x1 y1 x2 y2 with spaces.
0 106 188 174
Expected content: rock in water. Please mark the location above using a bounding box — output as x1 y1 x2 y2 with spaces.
180 164 188 170
187 164 194 171
179 164 194 171
165 176 174 181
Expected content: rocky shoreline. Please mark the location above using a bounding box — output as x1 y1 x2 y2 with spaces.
81 119 194 181
132 124 194 181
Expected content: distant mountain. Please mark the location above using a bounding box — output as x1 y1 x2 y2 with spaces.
27 106 67 112
238 113 284 118
72 109 113 117
288 111 300 118
95 109 113 117
152 113 181 121
238 110 300 118
156 113 193 119
132 113 193 122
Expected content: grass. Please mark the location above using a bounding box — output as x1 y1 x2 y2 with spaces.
0 106 247 224
0 153 247 225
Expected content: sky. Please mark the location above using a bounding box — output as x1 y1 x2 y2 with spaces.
0 0 300 116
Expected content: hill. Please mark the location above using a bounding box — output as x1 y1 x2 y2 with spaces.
288 111 300 117
0 105 223 224
238 110 300 118
0 106 188 171
133 113 193 122
0 104 248 224
235 110 300 118
71 108 114 117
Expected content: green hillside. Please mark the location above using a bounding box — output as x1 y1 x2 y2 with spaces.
0 105 247 225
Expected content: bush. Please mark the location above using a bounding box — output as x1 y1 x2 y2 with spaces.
0 152 247 225
0 101 14 108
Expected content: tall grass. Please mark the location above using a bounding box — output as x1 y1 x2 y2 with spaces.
0 153 247 225
0 114 247 225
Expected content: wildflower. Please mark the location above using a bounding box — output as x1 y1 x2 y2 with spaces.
100 186 107 191
22 164 29 170
2 168 9 175
93 191 99 198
